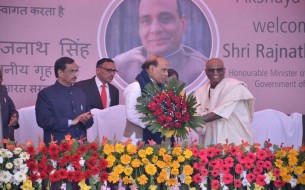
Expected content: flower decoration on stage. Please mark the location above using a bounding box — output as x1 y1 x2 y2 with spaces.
0 142 30 190
136 78 204 140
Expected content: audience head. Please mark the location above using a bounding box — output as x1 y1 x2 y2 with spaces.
205 58 225 88
54 57 79 86
96 58 116 84
138 0 187 56
142 55 169 83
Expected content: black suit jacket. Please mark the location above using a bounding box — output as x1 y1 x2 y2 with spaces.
0 85 19 140
74 77 119 109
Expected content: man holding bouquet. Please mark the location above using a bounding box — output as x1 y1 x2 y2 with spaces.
195 58 254 147
124 55 170 144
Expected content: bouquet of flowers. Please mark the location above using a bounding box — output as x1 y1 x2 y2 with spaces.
136 78 204 141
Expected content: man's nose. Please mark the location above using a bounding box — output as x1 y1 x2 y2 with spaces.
149 20 162 33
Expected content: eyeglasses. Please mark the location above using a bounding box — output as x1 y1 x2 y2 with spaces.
99 67 117 73
206 68 225 73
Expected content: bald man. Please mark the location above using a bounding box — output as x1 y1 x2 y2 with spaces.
195 58 254 147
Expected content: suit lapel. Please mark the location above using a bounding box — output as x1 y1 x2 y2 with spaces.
89 77 103 108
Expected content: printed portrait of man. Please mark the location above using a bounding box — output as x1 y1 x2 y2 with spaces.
105 0 212 86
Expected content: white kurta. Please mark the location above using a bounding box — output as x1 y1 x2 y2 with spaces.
123 82 145 143
195 78 254 147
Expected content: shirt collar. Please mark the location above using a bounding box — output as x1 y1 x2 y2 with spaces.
95 76 108 88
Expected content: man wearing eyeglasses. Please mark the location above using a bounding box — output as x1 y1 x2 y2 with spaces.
74 58 119 110
195 58 254 147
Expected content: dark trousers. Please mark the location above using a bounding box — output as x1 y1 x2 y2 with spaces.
143 128 174 146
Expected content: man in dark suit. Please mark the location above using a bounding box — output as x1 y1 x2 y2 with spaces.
35 57 94 145
0 70 19 141
74 58 119 109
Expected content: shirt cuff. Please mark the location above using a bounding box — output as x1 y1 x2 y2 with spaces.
68 119 72 127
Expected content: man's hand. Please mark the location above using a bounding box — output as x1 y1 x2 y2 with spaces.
72 112 93 125
202 112 222 123
8 113 18 127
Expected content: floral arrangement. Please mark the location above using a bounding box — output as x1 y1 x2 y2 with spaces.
1 138 305 190
190 142 276 189
136 78 204 141
0 141 30 190
103 140 195 190
24 135 108 190
273 144 305 188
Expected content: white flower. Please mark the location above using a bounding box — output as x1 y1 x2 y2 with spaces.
66 164 75 171
19 152 30 161
60 182 66 190
79 157 85 166
13 158 23 167
13 171 26 184
5 162 13 170
241 170 247 178
0 171 12 183
164 167 170 179
222 185 229 190
178 173 185 183
264 173 270 184
19 164 29 173
13 148 23 155
6 151 13 158
36 178 42 184
290 178 297 188
0 157 3 164
169 182 181 190
199 178 208 189
242 177 250 187
101 181 111 190
51 159 57 168
0 148 8 157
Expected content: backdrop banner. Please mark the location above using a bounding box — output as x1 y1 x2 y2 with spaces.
0 0 304 114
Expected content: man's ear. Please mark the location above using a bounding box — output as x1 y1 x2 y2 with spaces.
181 16 188 33
147 65 154 74
58 69 64 77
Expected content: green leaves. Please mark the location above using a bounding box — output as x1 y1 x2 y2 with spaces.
136 78 205 141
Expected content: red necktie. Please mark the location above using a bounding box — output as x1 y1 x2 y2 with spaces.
101 84 107 108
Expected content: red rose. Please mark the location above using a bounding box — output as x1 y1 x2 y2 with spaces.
158 117 165 124
167 90 174 97
160 93 167 100
174 112 182 119
99 171 108 182
148 101 157 111
155 108 164 115
175 122 181 128
152 94 160 101
166 116 173 122
168 108 174 113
